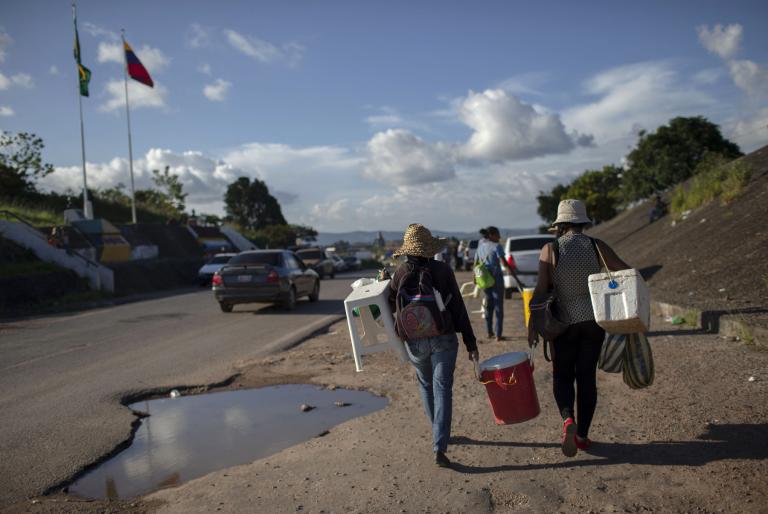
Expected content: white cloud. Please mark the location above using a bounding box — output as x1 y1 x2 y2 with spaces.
459 89 583 162
0 105 14 117
496 72 551 96
693 68 722 85
727 59 768 99
197 63 211 75
49 65 59 76
224 29 304 66
697 24 742 59
0 28 11 63
100 79 168 112
0 71 34 90
363 129 456 186
10 73 33 88
728 108 768 151
203 79 232 102
97 42 170 73
563 61 714 142
82 22 119 41
186 23 210 48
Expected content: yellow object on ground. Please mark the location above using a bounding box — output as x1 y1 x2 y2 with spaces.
522 287 535 327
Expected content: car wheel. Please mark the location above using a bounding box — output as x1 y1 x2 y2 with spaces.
309 280 320 302
504 288 513 299
329 270 335 279
219 302 233 313
282 286 297 310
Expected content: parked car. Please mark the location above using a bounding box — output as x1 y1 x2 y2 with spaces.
330 254 347 272
212 250 319 312
503 235 555 297
296 248 335 279
342 255 361 271
198 253 236 285
463 239 479 270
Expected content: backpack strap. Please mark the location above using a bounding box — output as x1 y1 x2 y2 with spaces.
551 238 560 268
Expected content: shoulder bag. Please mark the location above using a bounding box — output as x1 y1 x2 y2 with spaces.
529 239 569 352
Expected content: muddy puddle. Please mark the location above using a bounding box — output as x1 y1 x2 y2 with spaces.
69 384 387 499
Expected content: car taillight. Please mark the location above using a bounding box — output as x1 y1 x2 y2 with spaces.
507 255 517 270
212 273 223 286
266 270 279 283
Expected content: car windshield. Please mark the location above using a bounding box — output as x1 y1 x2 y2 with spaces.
209 255 232 264
297 249 323 260
507 237 553 252
228 252 282 266
469 240 478 249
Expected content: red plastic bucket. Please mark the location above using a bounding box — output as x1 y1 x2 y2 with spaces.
479 352 540 425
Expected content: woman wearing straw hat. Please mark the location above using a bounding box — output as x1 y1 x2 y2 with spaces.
389 224 479 468
528 199 629 457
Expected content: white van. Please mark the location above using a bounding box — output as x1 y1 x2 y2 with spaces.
503 235 555 296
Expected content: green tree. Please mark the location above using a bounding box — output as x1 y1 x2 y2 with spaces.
224 177 286 231
0 131 55 196
97 183 131 205
152 166 187 213
565 165 623 224
293 224 318 243
536 183 569 224
622 116 742 201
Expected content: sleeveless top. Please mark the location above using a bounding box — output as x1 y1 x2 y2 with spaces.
553 233 601 324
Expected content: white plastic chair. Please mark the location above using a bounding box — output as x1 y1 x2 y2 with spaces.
344 279 408 372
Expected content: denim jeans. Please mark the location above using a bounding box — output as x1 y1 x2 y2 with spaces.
484 282 504 337
404 333 459 453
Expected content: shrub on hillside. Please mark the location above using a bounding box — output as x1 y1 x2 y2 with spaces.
670 153 752 216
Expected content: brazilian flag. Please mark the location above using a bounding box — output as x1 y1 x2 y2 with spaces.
73 15 91 97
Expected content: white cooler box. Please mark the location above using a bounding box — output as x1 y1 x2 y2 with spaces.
588 269 650 333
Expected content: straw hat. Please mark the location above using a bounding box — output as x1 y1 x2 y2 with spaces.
552 199 592 225
393 223 447 258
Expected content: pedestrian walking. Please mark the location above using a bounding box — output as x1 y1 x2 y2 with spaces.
528 199 629 457
475 226 513 341
389 224 478 468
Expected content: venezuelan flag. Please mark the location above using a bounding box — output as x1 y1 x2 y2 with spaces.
124 40 153 88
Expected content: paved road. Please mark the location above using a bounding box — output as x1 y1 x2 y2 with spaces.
0 272 366 506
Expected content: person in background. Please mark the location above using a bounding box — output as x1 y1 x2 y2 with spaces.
455 241 465 271
528 199 629 457
475 226 513 341
389 224 478 469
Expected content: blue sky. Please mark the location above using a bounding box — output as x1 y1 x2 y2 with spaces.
1 0 767 233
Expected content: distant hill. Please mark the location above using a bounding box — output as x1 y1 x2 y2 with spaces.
315 228 538 246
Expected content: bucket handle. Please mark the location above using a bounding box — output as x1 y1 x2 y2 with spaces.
477 371 517 388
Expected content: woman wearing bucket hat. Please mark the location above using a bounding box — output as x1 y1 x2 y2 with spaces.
528 199 629 457
388 224 478 468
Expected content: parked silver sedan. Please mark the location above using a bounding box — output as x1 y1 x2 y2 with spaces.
212 250 319 312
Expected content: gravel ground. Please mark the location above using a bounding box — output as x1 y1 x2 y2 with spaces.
9 273 766 513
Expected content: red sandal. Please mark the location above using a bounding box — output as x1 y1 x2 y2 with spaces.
561 418 577 457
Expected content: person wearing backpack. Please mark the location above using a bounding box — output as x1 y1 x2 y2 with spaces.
527 199 629 457
388 224 478 469
475 226 514 342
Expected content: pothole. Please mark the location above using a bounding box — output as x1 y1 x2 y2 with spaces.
69 384 387 499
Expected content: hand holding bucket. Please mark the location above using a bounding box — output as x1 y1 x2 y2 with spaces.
475 351 541 425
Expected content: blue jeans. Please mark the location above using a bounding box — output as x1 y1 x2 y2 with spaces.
404 333 459 453
484 282 504 337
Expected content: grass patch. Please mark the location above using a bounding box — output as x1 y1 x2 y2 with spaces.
0 200 62 227
670 153 752 216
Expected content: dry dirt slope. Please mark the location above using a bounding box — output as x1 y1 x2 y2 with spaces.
588 144 768 331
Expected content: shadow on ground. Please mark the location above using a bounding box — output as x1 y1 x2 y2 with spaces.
449 424 768 473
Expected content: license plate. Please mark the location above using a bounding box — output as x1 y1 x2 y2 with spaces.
237 275 251 282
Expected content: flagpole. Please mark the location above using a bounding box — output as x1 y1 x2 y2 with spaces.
121 29 138 224
72 1 91 219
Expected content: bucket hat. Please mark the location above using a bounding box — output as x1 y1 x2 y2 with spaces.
393 223 447 258
552 199 592 225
